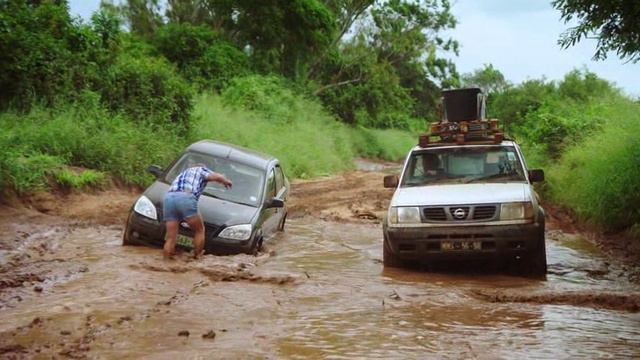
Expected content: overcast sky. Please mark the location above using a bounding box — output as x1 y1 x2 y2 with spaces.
69 0 640 97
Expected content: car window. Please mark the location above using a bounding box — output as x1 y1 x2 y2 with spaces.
165 152 265 207
401 146 526 186
275 165 284 192
266 169 276 199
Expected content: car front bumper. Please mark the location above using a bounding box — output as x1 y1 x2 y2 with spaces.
125 212 255 254
383 222 543 263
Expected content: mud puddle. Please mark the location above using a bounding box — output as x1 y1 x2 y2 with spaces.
1 175 640 358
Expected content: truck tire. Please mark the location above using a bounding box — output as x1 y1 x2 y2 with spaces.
523 233 547 278
383 237 404 268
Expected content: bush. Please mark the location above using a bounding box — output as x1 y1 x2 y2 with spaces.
220 75 307 123
98 54 193 130
547 98 640 230
153 23 250 90
0 1 105 110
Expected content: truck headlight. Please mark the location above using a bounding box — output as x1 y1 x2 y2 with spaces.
134 195 157 220
218 224 252 241
500 202 534 221
389 207 421 224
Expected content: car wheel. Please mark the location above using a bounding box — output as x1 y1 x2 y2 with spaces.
122 216 136 246
383 236 404 268
249 236 263 256
523 233 547 278
277 213 287 232
122 228 139 246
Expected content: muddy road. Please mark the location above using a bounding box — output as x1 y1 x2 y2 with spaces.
1 164 640 359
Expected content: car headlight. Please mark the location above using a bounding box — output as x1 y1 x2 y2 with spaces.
389 207 421 224
500 202 534 221
133 195 157 220
218 224 252 241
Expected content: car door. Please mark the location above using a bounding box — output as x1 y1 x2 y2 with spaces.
262 168 279 236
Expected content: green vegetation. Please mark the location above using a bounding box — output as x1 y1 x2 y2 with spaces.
1 1 638 237
55 169 106 189
485 69 640 233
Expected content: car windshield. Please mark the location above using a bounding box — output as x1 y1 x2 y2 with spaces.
400 146 527 187
164 152 264 207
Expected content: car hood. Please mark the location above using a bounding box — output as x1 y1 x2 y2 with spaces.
144 181 258 226
392 183 530 207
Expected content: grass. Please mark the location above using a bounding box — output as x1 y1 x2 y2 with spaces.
191 93 415 179
546 97 640 230
0 93 186 194
55 169 106 189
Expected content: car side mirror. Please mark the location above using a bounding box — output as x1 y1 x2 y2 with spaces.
267 198 285 209
528 169 545 183
148 165 163 178
383 175 399 188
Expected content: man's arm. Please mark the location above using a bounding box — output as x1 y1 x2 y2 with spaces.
206 172 233 189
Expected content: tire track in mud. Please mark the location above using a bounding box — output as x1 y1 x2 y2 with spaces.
470 289 640 312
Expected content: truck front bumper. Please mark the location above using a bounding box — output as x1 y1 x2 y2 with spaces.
383 222 543 262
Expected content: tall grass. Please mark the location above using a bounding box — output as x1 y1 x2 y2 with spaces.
546 98 640 230
192 92 415 178
0 93 185 193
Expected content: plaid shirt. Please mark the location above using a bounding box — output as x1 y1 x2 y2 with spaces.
168 166 213 200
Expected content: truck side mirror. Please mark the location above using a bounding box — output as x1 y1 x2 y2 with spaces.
383 175 399 188
148 165 163 178
528 169 545 183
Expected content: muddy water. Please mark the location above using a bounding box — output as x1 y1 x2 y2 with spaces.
1 219 639 359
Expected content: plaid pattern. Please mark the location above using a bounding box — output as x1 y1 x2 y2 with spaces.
168 166 213 200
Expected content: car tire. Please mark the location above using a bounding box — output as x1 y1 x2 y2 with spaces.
122 228 138 246
383 236 404 268
523 233 547 278
122 216 136 246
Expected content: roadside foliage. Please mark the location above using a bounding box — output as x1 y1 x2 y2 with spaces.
0 1 637 236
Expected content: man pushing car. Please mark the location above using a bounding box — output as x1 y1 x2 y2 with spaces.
163 165 232 259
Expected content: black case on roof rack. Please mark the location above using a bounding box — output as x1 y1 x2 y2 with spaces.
419 88 504 147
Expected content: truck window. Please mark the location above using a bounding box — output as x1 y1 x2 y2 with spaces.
401 146 526 186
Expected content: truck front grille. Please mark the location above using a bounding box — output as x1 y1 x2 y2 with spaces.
424 207 447 221
422 204 498 222
472 206 497 220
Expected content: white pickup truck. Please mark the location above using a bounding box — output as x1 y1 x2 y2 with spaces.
382 139 547 277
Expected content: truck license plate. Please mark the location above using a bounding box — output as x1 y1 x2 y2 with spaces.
441 241 481 251
176 235 193 248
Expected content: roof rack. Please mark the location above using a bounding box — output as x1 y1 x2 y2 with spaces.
417 88 505 147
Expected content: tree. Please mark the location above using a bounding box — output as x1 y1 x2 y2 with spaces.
461 64 509 95
553 0 640 62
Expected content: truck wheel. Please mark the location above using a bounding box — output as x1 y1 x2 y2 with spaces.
523 234 547 278
383 237 404 268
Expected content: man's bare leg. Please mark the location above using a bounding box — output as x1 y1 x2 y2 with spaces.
164 220 179 259
186 215 205 259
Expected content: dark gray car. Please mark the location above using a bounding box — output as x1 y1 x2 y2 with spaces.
123 140 289 255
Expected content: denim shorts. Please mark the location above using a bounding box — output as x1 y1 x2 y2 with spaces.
163 191 198 221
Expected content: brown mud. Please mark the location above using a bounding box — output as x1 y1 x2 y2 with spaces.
1 160 639 358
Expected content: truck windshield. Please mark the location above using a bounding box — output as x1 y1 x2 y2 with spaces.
165 152 264 207
401 146 526 186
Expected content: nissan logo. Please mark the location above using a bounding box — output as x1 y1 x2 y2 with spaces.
453 208 466 219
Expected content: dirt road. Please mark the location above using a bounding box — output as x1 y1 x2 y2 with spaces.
1 164 639 358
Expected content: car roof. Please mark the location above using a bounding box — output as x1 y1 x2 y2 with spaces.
186 140 276 170
410 140 518 152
